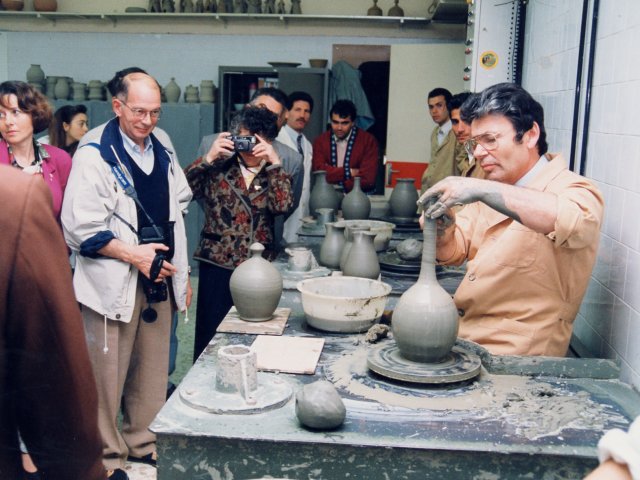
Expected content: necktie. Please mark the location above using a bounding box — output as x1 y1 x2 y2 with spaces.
296 134 304 155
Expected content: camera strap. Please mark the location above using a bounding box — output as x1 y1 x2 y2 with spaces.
109 145 164 241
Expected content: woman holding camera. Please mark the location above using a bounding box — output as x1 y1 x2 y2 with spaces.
185 106 293 361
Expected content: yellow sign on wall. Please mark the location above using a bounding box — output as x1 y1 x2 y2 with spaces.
480 51 498 70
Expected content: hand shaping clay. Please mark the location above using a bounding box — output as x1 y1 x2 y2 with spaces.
295 380 346 429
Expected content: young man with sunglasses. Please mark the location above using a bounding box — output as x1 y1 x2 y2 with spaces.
61 70 192 480
418 82 604 357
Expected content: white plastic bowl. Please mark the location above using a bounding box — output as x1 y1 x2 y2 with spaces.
297 276 392 333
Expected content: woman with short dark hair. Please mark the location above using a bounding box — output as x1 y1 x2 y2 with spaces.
0 81 72 222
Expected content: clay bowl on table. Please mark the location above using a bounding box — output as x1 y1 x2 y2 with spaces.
297 276 392 333
335 219 395 252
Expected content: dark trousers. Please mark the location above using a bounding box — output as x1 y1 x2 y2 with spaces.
193 261 233 363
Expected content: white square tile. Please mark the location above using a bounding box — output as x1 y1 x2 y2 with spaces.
623 306 640 374
604 185 624 241
623 249 640 312
611 297 631 356
610 240 630 299
594 234 613 287
620 191 640 252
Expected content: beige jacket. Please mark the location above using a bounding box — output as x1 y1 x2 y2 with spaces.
421 127 464 192
439 154 604 356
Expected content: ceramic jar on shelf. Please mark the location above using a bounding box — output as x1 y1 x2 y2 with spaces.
34 0 57 11
26 64 45 86
164 78 181 103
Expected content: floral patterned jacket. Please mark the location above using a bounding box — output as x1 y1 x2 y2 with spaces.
185 154 293 269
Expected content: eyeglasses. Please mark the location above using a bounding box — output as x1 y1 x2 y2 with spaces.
118 100 162 120
0 108 26 121
464 132 504 156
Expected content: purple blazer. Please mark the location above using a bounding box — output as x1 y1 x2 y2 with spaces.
0 140 72 220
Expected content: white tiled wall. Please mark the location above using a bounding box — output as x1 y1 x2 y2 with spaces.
523 0 640 390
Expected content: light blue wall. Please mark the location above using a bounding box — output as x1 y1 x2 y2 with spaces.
5 31 435 95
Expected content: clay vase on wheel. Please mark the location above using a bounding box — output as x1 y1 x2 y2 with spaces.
389 178 419 220
391 214 458 362
229 243 283 321
341 176 371 220
342 231 379 280
309 171 340 218
319 222 346 269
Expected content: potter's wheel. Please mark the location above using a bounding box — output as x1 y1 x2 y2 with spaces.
367 343 482 385
178 371 292 415
378 250 421 275
374 215 421 232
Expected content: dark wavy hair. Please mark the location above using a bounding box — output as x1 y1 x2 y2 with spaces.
330 99 357 121
230 105 279 142
0 81 52 134
461 82 548 155
48 104 87 148
288 91 314 112
448 91 473 114
428 87 452 104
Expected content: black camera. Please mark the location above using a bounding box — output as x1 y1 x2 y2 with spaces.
230 135 257 152
138 223 175 305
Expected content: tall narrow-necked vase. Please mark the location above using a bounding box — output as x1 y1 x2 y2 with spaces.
319 222 345 269
342 176 371 220
391 215 459 362
229 243 283 321
342 231 379 280
309 171 340 218
389 178 419 220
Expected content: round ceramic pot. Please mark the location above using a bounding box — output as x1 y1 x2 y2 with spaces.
389 178 419 219
33 0 57 11
229 243 283 321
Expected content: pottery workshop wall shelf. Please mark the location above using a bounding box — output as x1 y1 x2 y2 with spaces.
0 10 434 36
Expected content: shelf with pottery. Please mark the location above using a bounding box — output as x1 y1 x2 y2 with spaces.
0 11 432 33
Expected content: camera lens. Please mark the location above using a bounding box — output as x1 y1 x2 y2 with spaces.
142 306 158 323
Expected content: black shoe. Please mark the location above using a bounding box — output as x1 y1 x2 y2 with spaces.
106 469 129 480
166 382 177 400
22 470 42 480
127 451 157 467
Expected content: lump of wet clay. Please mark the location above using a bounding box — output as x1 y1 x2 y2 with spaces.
396 239 422 261
295 380 346 430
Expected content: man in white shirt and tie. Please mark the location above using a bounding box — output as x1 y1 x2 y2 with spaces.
421 87 462 192
276 91 314 244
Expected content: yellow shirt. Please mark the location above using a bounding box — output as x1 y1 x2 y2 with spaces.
439 154 604 356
